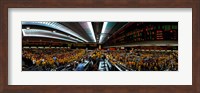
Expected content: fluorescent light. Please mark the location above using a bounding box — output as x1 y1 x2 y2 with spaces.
79 22 96 42
22 29 82 43
87 22 96 42
101 22 108 33
99 34 107 44
26 27 30 30
22 22 88 42
99 35 103 43
99 22 109 43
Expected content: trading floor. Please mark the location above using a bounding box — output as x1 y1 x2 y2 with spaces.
22 48 178 71
22 22 178 71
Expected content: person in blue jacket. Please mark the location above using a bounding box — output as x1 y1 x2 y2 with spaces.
76 60 85 71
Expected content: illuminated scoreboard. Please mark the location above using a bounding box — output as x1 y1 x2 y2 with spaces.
105 22 178 46
156 30 163 40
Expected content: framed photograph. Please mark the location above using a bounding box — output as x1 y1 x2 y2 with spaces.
1 0 199 93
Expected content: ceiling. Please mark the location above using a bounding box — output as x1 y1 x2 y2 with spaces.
22 22 128 44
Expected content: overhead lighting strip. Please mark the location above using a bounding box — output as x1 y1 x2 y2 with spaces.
22 29 84 43
87 22 96 42
22 22 88 42
79 22 96 42
101 22 108 33
99 22 116 44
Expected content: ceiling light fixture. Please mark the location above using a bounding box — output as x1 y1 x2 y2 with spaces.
22 29 82 43
26 27 30 30
79 22 96 42
87 22 96 42
101 22 108 33
22 22 88 42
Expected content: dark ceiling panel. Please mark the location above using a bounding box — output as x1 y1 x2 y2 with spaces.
92 22 103 42
58 22 92 42
109 22 128 35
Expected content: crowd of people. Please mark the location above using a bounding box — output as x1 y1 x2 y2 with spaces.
22 48 87 71
22 48 178 71
106 50 178 71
